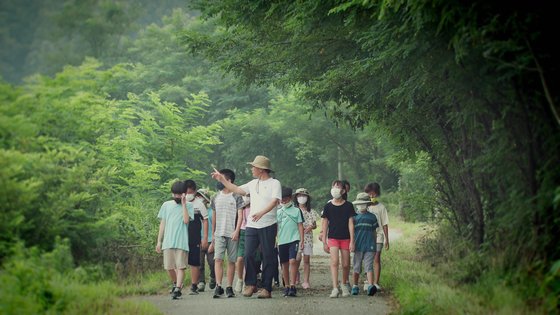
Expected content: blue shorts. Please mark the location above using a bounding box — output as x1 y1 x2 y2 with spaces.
278 241 299 263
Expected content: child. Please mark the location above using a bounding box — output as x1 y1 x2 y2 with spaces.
277 187 304 297
197 188 216 292
184 179 210 295
294 188 318 289
351 192 379 296
234 194 251 292
321 180 355 298
364 182 389 291
210 169 244 298
155 181 193 300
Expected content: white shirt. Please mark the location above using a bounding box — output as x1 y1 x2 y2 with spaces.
240 177 282 229
368 203 389 243
190 197 208 219
212 191 243 237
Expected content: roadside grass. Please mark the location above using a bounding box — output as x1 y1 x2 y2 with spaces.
385 214 542 315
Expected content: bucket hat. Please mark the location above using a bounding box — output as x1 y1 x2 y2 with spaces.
247 155 273 171
353 192 373 205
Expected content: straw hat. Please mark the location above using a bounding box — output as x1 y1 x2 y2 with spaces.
196 188 211 203
353 192 373 205
247 155 273 171
294 188 310 196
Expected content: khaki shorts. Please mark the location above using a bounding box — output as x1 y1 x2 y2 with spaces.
214 236 238 262
163 248 188 270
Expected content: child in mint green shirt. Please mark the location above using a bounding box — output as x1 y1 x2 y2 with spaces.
277 187 304 297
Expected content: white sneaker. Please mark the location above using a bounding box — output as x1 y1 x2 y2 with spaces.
363 283 369 292
341 284 350 297
234 278 243 292
374 283 382 291
329 287 340 298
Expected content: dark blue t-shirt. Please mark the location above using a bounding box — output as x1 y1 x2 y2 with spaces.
354 212 379 252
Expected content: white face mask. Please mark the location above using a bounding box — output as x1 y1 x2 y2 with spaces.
185 193 195 202
297 196 308 205
330 187 342 199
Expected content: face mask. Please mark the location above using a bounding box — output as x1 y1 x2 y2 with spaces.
216 182 225 191
297 196 308 205
356 204 367 212
174 197 182 204
330 188 342 199
185 193 195 202
370 197 378 204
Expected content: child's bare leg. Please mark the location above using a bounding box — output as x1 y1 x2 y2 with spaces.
340 249 350 285
303 255 311 284
167 269 177 284
281 262 290 287
367 271 374 285
191 266 200 286
226 261 235 287
236 257 244 280
289 258 298 286
176 268 185 288
329 247 340 288
373 251 381 284
353 272 360 286
215 259 224 286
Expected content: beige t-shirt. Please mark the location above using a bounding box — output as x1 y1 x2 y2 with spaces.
368 203 389 243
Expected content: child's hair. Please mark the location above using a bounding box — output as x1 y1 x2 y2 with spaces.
364 182 381 196
184 179 197 191
219 168 236 183
341 179 350 200
171 181 186 194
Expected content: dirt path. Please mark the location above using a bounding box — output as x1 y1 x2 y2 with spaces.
136 230 402 315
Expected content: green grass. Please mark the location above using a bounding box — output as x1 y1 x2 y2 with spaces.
385 215 542 315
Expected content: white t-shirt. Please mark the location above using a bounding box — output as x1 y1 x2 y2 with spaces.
212 191 244 238
190 197 209 219
240 177 282 229
368 203 389 243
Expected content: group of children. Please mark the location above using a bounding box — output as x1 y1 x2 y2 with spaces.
156 155 389 300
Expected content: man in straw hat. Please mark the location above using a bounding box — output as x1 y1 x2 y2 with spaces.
211 155 282 299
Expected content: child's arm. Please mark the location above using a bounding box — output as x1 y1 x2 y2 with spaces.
181 195 189 224
348 216 355 252
201 218 209 250
383 224 389 250
208 208 216 253
321 218 329 253
232 208 243 241
156 219 165 253
298 222 304 250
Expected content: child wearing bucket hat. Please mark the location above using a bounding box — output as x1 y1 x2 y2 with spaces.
293 188 318 289
364 182 389 292
351 192 379 296
196 188 216 292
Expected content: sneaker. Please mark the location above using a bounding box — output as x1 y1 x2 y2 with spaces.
197 281 206 292
243 285 256 297
367 284 378 296
288 286 297 297
329 287 340 298
189 284 199 295
171 287 182 300
234 278 243 292
341 284 351 297
209 277 217 289
374 283 382 291
302 282 310 289
351 285 359 295
363 283 369 293
226 286 235 298
213 285 224 298
257 289 271 299
169 283 176 294
283 287 290 297
274 280 280 287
